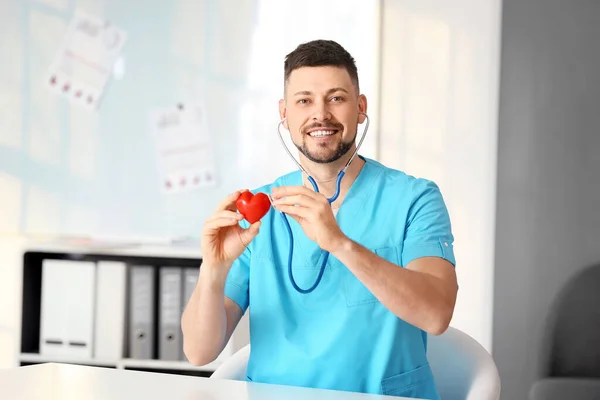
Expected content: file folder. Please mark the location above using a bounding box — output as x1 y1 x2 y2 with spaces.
158 267 183 361
180 267 199 360
40 259 96 358
128 265 156 359
182 267 199 309
94 261 127 360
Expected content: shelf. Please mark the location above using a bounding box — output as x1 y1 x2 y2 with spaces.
19 353 222 372
23 241 202 260
16 247 249 377
120 358 221 372
19 353 118 367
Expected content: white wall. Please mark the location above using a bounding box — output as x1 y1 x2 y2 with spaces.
379 0 502 352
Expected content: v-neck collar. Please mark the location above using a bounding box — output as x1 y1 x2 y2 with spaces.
279 156 377 266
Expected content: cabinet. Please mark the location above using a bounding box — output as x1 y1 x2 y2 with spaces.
11 239 249 377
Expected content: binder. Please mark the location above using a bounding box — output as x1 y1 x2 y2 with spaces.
182 267 199 309
158 267 183 361
40 259 96 358
128 265 155 359
180 267 199 360
94 261 127 360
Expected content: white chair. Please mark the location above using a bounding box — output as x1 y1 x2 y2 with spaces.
427 327 501 400
211 344 250 381
211 327 501 400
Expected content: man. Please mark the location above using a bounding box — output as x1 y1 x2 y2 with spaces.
181 40 458 399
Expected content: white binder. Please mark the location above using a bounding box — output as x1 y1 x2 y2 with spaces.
39 259 96 358
93 261 127 360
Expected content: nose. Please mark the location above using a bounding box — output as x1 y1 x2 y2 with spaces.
311 100 331 122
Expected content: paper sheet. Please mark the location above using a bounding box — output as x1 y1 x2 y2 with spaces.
46 9 127 109
151 103 217 194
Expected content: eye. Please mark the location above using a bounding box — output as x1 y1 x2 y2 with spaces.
330 96 345 102
297 99 309 104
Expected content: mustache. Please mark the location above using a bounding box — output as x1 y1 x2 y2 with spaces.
301 122 343 134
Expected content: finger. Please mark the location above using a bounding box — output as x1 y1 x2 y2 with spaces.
271 185 317 200
216 189 248 211
238 221 261 247
203 217 241 233
272 194 317 208
274 204 311 219
209 210 243 222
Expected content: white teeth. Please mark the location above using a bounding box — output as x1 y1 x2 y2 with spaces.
309 130 336 137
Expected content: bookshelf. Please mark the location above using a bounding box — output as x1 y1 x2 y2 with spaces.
19 352 221 373
15 239 249 377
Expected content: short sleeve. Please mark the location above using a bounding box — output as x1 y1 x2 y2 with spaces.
401 180 456 267
224 222 251 312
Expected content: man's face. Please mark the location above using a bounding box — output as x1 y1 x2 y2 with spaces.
279 66 367 164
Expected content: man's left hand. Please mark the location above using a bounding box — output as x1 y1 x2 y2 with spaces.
271 186 347 252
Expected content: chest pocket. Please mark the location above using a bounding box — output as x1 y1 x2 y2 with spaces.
344 245 402 307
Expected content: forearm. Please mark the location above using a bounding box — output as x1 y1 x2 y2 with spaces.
181 265 229 365
331 239 454 335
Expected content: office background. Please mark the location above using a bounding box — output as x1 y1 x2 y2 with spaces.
1 0 597 399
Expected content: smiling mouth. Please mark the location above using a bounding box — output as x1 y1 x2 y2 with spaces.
308 129 338 137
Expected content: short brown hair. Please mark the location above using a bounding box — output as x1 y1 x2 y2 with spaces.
284 39 359 92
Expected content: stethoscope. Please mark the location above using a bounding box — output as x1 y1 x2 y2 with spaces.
275 113 370 293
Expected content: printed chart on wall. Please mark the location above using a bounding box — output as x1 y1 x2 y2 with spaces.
150 103 218 195
45 9 127 110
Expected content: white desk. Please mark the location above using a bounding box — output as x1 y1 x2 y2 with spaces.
0 363 415 399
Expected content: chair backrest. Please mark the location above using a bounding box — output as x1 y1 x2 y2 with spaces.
210 345 250 381
540 263 600 378
211 327 501 400
427 326 501 400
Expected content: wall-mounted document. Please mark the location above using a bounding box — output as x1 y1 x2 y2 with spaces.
150 103 217 194
45 9 127 110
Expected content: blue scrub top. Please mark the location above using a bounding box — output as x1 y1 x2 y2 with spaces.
224 156 455 399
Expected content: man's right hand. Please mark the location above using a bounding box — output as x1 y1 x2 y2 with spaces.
200 190 261 272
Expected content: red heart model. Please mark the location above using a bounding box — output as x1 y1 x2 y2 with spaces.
235 191 271 224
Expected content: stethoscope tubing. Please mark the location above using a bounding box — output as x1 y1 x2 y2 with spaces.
275 114 370 293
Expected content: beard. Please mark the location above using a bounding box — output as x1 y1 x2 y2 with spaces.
294 122 356 164
295 136 354 164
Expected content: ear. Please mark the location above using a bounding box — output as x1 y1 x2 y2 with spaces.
278 99 289 129
357 94 368 124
